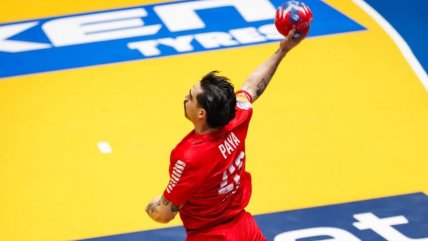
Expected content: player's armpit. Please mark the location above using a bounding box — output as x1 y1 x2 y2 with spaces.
145 195 180 223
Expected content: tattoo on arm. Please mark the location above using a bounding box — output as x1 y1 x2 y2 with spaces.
256 79 268 97
146 199 160 214
161 196 169 206
171 204 180 212
161 196 180 213
256 60 280 97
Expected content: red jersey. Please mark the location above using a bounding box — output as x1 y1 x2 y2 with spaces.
163 90 254 231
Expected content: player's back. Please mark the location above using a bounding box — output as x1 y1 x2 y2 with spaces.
164 91 254 231
176 127 252 230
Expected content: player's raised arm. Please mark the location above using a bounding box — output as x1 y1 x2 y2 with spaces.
240 29 306 103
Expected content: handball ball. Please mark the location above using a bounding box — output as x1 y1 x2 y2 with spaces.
274 1 313 38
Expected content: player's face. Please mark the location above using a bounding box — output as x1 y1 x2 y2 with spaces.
184 82 203 122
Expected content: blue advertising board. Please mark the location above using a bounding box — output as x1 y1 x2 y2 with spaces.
0 0 365 78
80 193 428 241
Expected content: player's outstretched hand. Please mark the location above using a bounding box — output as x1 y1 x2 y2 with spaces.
280 29 307 52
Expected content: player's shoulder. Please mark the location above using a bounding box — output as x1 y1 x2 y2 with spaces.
236 90 253 110
172 136 214 164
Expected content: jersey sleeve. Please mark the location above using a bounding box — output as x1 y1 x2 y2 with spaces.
236 89 253 108
224 90 253 131
163 157 207 206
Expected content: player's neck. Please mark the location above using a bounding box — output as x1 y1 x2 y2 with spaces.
194 122 218 135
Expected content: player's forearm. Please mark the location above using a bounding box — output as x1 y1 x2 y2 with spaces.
241 47 288 103
241 29 306 103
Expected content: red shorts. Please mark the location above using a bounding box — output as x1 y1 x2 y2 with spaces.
186 211 267 241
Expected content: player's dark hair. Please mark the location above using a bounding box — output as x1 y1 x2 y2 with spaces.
197 71 236 129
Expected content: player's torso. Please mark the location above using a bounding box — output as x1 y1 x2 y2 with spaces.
172 128 251 229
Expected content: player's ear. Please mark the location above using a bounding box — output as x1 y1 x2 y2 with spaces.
198 108 207 119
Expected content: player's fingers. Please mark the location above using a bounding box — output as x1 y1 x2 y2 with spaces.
281 28 306 51
287 28 296 40
294 32 308 43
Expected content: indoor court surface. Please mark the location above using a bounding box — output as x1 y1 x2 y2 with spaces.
1 0 427 241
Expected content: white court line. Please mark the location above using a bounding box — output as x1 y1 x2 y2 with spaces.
98 142 112 154
353 0 428 92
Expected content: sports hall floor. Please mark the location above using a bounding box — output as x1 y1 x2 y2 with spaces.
1 0 427 240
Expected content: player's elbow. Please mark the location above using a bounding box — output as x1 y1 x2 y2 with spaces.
153 213 175 224
155 217 172 224
146 195 179 224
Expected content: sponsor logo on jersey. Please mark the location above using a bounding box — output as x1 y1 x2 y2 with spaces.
0 0 365 78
